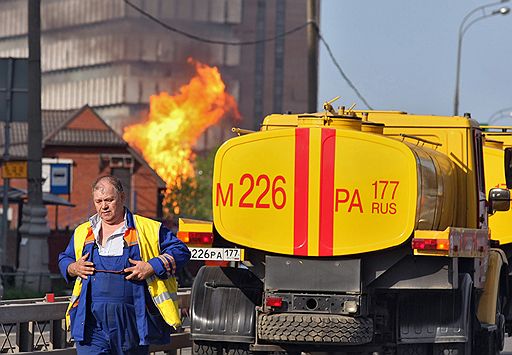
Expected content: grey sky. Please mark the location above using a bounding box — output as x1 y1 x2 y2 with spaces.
318 0 512 124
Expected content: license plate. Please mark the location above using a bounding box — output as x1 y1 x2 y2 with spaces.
189 247 243 261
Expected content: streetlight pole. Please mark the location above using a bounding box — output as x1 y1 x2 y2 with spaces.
17 0 50 291
453 1 510 116
307 0 319 113
488 106 512 124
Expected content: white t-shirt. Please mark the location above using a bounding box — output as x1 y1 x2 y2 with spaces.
89 212 128 256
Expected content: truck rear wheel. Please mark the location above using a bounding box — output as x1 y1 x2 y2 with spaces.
396 344 429 354
192 340 222 355
495 293 506 354
225 344 254 355
258 313 373 344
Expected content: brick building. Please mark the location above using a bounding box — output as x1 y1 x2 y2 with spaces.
0 105 165 270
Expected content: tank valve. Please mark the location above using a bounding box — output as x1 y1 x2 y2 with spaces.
323 96 340 115
231 127 255 136
346 103 357 115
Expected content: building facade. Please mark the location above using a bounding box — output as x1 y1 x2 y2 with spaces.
0 0 310 149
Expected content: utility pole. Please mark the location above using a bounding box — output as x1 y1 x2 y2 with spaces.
18 0 50 291
307 0 319 113
0 59 14 299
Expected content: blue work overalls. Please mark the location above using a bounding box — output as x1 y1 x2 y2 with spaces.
76 243 151 355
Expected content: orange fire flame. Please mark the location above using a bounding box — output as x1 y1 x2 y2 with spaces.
123 58 240 191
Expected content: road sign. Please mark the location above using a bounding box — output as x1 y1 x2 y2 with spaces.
50 163 71 194
0 58 28 123
1 161 27 178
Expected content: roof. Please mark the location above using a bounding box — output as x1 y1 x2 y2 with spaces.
0 105 166 188
0 187 75 206
0 105 127 158
49 128 126 146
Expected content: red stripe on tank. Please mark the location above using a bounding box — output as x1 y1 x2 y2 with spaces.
294 128 309 255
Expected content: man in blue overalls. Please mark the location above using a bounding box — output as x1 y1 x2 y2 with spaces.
58 175 191 355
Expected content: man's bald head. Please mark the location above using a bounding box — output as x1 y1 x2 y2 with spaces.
92 175 126 224
92 175 124 196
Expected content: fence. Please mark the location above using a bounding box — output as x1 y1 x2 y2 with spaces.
0 289 192 354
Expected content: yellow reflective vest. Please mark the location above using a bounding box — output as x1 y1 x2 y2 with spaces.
65 214 181 330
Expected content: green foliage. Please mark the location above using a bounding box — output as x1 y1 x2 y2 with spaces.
165 148 216 223
3 288 43 300
1 275 72 300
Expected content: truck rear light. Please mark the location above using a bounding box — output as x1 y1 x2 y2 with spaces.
343 300 358 314
411 238 449 251
266 296 283 308
177 231 213 245
413 227 489 257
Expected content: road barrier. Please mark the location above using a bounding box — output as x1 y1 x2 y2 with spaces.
0 289 192 354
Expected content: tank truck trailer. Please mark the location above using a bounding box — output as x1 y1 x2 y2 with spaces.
181 101 511 354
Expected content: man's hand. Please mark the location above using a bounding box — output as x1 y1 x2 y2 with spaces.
124 258 155 281
67 253 95 280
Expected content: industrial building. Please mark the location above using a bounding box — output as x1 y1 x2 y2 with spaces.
0 0 310 149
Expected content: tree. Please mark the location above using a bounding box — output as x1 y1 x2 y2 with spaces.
165 148 216 224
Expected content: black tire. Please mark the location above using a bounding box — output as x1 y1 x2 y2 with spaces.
396 344 429 355
495 293 506 354
496 312 506 354
479 285 505 355
192 340 222 355
225 343 272 355
258 313 373 344
225 344 253 355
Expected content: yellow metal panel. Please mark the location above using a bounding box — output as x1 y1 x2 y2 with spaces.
213 127 418 256
483 127 512 148
261 113 300 130
213 129 296 254
330 131 417 254
178 218 212 233
360 111 479 128
375 123 472 228
483 144 512 245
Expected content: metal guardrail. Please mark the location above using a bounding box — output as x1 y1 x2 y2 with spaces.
0 289 192 354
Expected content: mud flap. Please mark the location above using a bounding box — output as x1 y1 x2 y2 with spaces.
190 266 263 343
398 273 473 346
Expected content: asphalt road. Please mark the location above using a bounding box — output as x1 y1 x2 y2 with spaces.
163 338 512 355
170 337 512 355
158 337 512 355
503 336 512 354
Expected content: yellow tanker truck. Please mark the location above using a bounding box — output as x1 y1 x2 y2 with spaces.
481 127 512 244
186 104 510 355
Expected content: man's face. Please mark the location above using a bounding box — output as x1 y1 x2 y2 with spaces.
93 180 125 225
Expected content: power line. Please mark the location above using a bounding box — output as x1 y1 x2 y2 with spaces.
123 0 373 110
314 24 374 110
124 0 309 46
